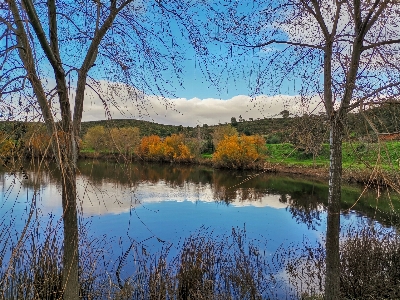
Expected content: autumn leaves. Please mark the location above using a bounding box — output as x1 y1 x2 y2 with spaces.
0 123 267 169
212 134 267 169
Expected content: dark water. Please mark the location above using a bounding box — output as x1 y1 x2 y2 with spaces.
0 160 398 296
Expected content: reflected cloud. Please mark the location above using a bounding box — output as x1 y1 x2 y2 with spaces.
74 180 288 216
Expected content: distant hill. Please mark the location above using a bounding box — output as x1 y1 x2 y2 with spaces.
1 103 399 143
80 119 185 137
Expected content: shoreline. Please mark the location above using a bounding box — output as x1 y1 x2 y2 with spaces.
78 152 394 186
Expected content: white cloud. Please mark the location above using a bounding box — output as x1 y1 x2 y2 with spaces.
80 80 324 126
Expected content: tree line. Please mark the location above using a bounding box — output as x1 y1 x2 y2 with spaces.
0 123 267 169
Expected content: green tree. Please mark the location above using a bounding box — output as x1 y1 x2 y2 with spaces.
280 110 290 119
231 117 238 127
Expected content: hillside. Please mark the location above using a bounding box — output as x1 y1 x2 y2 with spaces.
1 103 399 143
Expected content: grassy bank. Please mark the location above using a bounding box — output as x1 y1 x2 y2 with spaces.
266 141 400 169
264 142 400 185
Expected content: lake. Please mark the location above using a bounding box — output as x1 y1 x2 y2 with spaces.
0 160 398 298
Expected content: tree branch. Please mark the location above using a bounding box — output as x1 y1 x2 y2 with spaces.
0 16 18 34
21 0 62 74
6 0 57 146
331 1 343 38
213 37 323 50
363 0 390 35
345 81 400 111
362 38 400 51
73 0 134 137
47 0 61 62
308 0 330 39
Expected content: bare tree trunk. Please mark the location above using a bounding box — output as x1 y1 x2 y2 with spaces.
325 116 343 299
61 159 79 299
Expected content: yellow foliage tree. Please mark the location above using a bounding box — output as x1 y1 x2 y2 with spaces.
110 127 140 154
137 134 194 162
137 135 162 161
0 132 15 158
164 134 194 162
212 135 267 169
83 126 109 153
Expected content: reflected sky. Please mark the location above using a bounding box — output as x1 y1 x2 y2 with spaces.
0 161 398 297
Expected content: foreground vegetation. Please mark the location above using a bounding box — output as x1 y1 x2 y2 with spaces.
2 222 398 299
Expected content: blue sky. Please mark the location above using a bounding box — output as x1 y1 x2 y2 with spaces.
5 0 399 125
1 0 322 125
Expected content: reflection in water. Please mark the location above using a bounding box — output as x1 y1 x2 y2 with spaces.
2 160 399 227
0 160 399 297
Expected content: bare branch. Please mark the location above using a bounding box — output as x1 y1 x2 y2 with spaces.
331 1 343 38
73 1 134 136
346 81 400 111
362 38 400 51
213 37 323 50
0 16 17 33
47 0 61 62
308 0 330 38
21 0 62 74
363 0 390 35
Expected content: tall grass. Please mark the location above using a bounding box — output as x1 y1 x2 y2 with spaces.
0 225 284 299
1 216 399 299
285 226 400 299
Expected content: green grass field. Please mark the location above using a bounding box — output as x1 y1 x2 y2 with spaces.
265 141 400 170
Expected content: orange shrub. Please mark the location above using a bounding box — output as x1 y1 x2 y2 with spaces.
137 134 194 162
137 135 162 160
22 124 52 157
164 134 194 162
212 134 267 169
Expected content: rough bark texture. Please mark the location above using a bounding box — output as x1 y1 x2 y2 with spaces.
325 116 343 299
60 156 79 299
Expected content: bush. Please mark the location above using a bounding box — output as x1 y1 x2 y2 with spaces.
109 127 140 154
82 125 109 153
0 132 16 158
22 124 51 157
266 134 281 144
137 134 195 163
212 135 267 169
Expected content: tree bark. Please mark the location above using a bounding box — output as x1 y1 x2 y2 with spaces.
325 116 343 299
60 155 79 299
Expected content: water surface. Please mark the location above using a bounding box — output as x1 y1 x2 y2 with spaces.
0 161 398 296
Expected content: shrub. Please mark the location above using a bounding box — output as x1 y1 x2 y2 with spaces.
0 132 16 158
109 127 140 154
137 134 195 162
82 125 109 153
20 124 51 157
212 134 267 169
137 135 163 161
266 134 281 144
211 125 238 149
